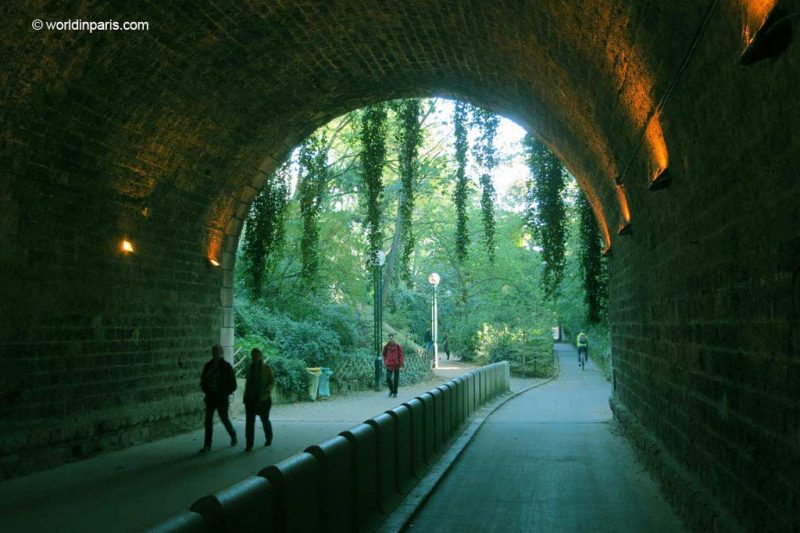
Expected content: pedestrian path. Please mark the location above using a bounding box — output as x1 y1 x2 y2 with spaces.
0 356 529 532
406 344 685 532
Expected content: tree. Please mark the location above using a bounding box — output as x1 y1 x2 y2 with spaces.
577 191 608 324
472 108 499 261
298 131 329 283
453 101 470 263
524 134 567 301
359 103 389 268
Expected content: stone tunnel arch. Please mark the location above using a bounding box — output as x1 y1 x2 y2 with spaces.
1 1 797 530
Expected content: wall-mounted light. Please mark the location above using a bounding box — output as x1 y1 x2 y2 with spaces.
617 222 632 236
648 167 671 191
120 239 135 253
208 258 221 267
741 2 792 65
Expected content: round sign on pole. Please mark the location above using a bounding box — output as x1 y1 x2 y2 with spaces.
428 272 440 286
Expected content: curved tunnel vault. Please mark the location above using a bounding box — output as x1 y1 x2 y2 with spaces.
1 1 798 530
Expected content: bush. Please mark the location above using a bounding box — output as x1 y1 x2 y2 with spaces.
475 323 554 377
268 354 310 397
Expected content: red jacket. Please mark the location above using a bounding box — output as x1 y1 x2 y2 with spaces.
382 341 405 370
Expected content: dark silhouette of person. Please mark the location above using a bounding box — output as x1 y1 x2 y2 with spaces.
243 348 275 450
382 333 405 398
199 344 237 453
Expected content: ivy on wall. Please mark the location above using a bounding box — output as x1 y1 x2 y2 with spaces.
577 191 608 324
242 162 290 298
453 101 470 263
472 108 499 261
524 134 567 301
360 103 388 268
298 131 330 283
397 99 422 283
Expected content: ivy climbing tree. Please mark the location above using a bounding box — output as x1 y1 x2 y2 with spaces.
453 101 470 263
298 131 329 284
577 191 609 324
397 99 422 284
471 108 499 261
524 134 567 301
360 103 388 268
242 162 291 298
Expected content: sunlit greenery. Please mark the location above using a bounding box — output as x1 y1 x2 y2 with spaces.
237 98 610 398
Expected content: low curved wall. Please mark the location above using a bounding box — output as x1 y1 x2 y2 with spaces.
147 362 510 533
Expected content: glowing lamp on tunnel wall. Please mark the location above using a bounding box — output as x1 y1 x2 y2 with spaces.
741 1 793 65
208 258 221 267
648 167 671 191
120 240 135 254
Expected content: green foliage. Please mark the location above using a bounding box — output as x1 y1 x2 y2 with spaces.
524 135 567 301
242 163 290 297
475 323 554 377
453 101 470 263
360 103 388 267
298 131 330 283
577 191 608 324
233 334 309 397
396 99 422 283
472 108 499 260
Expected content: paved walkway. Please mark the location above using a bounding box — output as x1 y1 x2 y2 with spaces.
406 344 685 532
0 356 542 532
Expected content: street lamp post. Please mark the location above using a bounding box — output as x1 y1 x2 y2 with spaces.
373 250 386 390
428 272 440 369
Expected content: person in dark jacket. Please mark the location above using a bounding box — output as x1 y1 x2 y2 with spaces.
243 348 275 451
382 334 405 398
199 344 237 453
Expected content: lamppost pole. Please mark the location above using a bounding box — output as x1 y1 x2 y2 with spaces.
373 251 386 390
428 272 440 369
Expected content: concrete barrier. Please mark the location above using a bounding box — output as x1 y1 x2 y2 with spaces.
305 436 355 533
436 384 452 441
339 423 382 531
427 388 444 452
401 398 427 478
146 510 209 533
189 476 276 533
418 392 436 463
386 405 415 493
450 378 464 428
366 413 402 513
464 372 475 416
478 367 486 405
504 362 511 391
259 452 322 533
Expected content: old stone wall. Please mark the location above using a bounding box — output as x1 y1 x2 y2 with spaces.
0 1 797 528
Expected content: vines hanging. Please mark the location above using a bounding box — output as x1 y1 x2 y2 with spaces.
396 99 422 283
471 108 499 261
360 103 388 268
453 101 470 263
523 134 567 301
298 131 330 284
577 191 608 324
242 162 291 297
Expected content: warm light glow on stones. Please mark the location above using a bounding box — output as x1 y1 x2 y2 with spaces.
121 239 135 253
616 185 631 223
742 0 778 46
208 258 220 267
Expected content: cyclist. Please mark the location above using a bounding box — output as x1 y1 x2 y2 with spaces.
576 331 589 368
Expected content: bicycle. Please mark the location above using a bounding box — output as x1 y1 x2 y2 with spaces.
578 346 587 370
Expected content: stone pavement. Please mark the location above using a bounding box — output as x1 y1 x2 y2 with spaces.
405 344 685 532
0 356 542 532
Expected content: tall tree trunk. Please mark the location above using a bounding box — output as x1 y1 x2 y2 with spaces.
382 189 406 308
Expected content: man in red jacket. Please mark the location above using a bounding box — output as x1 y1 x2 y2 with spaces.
382 333 405 398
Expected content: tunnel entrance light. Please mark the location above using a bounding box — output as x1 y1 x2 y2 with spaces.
120 239 135 253
208 258 221 267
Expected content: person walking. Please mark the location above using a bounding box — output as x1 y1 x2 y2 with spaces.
382 333 405 398
199 344 238 453
423 328 433 354
243 348 275 451
576 331 589 366
443 332 451 361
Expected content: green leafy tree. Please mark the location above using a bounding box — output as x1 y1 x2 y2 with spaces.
577 191 608 324
453 101 470 263
360 104 389 268
396 99 422 283
298 131 330 283
471 108 499 261
242 162 290 297
524 134 567 301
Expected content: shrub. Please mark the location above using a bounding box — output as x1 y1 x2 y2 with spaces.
267 354 310 398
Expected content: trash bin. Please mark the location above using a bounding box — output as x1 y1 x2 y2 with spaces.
318 367 334 398
306 367 321 401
